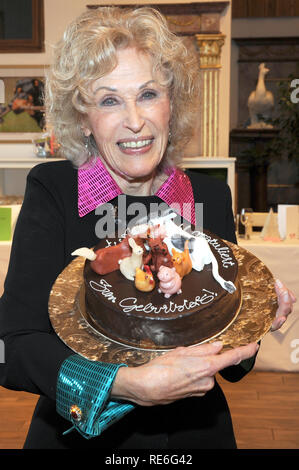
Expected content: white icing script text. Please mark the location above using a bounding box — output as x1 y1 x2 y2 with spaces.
89 279 217 314
192 231 235 268
89 279 117 303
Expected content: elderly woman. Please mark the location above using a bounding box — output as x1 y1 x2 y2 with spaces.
0 7 295 450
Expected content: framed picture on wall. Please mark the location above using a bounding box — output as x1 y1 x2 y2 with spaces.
0 0 44 53
0 75 45 141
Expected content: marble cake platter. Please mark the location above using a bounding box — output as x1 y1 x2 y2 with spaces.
49 242 278 366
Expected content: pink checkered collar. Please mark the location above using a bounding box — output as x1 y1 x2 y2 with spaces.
78 156 196 225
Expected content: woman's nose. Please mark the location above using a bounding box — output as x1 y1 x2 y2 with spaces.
123 103 145 132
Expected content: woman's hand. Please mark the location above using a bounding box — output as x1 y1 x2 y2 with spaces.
111 341 259 406
271 279 297 332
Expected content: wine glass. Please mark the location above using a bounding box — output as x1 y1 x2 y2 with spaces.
234 213 240 238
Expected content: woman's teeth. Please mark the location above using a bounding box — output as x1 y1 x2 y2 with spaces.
118 139 153 149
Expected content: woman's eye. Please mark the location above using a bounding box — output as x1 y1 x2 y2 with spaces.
100 97 118 107
140 90 157 101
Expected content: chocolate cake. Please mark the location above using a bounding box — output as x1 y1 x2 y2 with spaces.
80 221 241 350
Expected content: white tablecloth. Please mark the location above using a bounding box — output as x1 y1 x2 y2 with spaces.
238 235 299 372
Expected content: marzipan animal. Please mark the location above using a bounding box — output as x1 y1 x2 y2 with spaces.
119 238 144 281
146 237 173 272
171 240 193 279
135 265 155 292
72 236 145 276
157 265 182 298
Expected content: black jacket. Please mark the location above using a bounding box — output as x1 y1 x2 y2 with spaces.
0 160 254 449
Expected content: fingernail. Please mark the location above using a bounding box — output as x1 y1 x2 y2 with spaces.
290 293 297 302
213 341 223 348
272 318 285 331
283 292 290 302
278 318 285 328
274 319 284 331
275 279 283 288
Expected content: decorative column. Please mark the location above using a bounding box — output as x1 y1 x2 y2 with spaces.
195 34 225 157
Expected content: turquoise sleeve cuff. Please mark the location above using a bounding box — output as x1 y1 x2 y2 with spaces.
56 354 135 439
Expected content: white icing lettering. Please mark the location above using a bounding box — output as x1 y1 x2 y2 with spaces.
192 231 235 268
89 279 117 303
222 260 235 268
200 289 218 304
89 281 218 315
118 290 217 315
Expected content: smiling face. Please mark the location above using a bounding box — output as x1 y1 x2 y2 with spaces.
82 47 171 183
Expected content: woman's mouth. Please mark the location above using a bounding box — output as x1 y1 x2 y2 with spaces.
117 138 154 154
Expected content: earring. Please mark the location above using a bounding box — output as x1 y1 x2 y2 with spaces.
84 135 92 156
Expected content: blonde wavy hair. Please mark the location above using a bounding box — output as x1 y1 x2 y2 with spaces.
45 6 200 168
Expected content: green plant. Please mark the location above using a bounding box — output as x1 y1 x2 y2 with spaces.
271 75 299 165
239 140 276 167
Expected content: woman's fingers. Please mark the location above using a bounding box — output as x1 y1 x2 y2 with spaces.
172 340 224 357
275 279 297 306
272 279 297 331
171 341 259 376
113 341 259 406
187 376 215 398
206 342 259 376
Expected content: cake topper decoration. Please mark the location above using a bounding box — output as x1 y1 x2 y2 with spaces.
135 265 155 292
157 266 182 298
118 238 144 281
146 236 173 273
71 236 144 276
171 240 193 279
130 211 237 294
